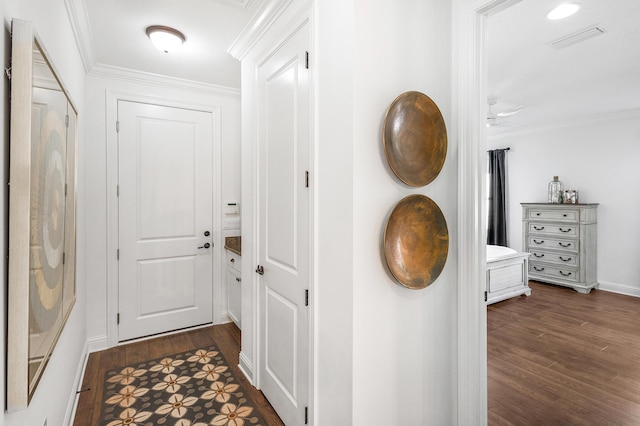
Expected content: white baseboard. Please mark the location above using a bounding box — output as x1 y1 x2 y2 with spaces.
598 281 640 298
238 350 254 385
87 334 109 353
218 310 232 324
64 342 89 425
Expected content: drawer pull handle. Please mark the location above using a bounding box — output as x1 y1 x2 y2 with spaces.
559 256 572 262
563 214 568 217
533 239 544 244
558 242 571 248
534 266 545 272
559 228 572 233
236 277 241 282
534 253 545 258
534 226 545 231
230 258 235 263
536 213 541 216
559 271 572 277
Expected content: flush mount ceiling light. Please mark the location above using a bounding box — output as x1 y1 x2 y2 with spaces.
145 25 186 53
547 3 581 20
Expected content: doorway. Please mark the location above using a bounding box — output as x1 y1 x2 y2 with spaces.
255 20 311 426
455 0 523 422
116 101 215 341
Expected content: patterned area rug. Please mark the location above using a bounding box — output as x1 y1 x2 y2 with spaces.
100 346 266 426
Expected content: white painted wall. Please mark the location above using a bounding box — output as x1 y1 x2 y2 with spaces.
488 111 640 295
349 1 456 424
83 74 241 348
314 1 355 423
241 0 458 424
0 0 87 425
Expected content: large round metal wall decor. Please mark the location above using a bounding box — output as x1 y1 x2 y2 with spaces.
382 91 447 187
383 194 449 289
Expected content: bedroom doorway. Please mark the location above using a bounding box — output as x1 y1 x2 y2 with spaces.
453 0 525 421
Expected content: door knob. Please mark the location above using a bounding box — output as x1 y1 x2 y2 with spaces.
256 265 264 275
198 243 211 249
204 230 210 237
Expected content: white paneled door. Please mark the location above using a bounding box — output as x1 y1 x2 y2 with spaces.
118 101 214 341
257 22 310 426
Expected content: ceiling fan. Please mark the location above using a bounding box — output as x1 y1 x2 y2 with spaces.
487 97 525 127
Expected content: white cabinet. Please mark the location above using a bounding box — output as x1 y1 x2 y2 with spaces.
522 203 598 294
225 237 242 328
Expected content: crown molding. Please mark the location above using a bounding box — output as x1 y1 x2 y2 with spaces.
64 0 239 98
64 0 97 74
227 0 293 60
489 108 640 141
89 63 240 98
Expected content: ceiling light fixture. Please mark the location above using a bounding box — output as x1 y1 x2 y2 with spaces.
145 25 186 53
547 3 581 20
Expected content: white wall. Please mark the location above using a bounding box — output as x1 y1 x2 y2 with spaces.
239 0 458 423
314 1 355 423
488 111 640 295
83 74 241 348
349 0 456 423
0 1 87 425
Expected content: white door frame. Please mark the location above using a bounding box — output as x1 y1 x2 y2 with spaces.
255 15 313 421
245 9 314 419
105 90 223 347
455 0 523 422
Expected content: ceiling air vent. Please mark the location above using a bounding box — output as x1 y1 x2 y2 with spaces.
550 25 607 49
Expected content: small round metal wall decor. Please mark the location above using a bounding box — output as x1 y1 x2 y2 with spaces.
383 194 449 289
382 91 447 187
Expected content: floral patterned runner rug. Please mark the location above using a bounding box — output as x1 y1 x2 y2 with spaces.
100 346 267 426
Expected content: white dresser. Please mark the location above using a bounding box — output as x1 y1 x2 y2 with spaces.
522 203 598 294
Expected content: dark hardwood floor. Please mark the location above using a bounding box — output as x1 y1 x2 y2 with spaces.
74 281 640 425
73 323 284 425
488 281 640 425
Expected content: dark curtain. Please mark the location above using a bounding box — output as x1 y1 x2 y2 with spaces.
487 149 507 246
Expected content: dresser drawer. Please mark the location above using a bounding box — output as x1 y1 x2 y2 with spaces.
527 236 578 253
529 262 579 283
529 249 578 267
528 222 578 238
226 250 242 272
527 208 579 222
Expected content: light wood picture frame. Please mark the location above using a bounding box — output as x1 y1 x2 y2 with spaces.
7 19 78 411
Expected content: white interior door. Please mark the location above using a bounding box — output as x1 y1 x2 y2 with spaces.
257 23 310 426
118 101 214 341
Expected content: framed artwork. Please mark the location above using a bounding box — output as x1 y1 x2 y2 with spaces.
7 19 78 410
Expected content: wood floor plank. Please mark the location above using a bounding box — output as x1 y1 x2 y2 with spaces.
489 281 640 425
74 351 101 423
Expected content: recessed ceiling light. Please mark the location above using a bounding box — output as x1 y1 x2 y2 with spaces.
146 25 186 53
547 3 581 20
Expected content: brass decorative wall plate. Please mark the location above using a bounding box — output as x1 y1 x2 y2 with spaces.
383 194 449 289
382 91 447 187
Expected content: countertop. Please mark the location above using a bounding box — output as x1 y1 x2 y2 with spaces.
224 236 241 256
